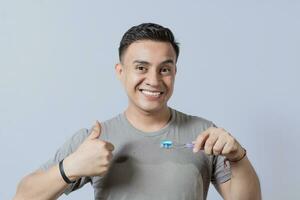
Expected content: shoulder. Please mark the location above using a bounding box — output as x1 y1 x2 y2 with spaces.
101 113 123 127
71 128 90 140
172 108 214 130
100 113 123 131
61 128 90 151
97 113 124 140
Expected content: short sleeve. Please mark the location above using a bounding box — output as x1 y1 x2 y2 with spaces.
209 122 232 185
211 155 231 185
39 128 92 195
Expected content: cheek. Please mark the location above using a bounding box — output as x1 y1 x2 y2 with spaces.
125 74 144 91
165 77 175 89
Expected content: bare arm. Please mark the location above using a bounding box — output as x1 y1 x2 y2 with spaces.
193 127 261 200
216 156 261 200
13 165 69 200
14 122 114 200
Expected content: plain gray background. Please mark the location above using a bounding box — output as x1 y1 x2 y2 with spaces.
1 0 299 199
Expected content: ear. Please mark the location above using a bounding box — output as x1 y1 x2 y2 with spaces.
115 63 123 80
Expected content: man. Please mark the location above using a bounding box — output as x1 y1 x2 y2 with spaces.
14 23 261 200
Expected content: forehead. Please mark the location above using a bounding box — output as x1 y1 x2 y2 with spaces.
122 40 176 64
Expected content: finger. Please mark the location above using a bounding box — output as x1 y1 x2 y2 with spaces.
107 152 113 161
212 138 226 155
221 138 235 155
204 135 218 155
103 151 114 163
193 131 210 153
105 142 115 151
88 120 102 140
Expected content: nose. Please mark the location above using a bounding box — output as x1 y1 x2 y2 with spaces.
145 70 161 86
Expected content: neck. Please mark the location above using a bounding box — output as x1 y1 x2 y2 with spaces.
125 106 171 132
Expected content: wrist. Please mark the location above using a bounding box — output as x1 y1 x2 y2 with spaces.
62 155 80 182
227 147 247 163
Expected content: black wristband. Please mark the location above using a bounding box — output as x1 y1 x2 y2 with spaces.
224 148 247 168
59 159 76 184
228 148 247 162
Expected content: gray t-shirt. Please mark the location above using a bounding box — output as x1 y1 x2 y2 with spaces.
40 108 231 200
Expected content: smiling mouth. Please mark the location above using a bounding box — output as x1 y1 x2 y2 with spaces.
138 89 164 97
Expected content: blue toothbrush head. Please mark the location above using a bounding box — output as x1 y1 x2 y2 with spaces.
160 140 173 149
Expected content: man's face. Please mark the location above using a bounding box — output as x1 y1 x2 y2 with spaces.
116 40 177 114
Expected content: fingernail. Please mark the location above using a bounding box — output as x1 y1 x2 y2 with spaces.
193 148 198 153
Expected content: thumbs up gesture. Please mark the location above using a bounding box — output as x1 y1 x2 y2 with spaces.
63 121 115 181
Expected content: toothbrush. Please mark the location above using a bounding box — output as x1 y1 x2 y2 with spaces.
160 140 194 149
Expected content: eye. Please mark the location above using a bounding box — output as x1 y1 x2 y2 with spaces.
160 67 172 75
135 65 147 73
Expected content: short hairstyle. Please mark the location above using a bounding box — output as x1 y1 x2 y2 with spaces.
118 23 180 62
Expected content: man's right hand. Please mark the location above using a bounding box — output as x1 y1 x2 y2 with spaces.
63 121 115 181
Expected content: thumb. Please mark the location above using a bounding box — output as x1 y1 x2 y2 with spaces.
88 120 102 140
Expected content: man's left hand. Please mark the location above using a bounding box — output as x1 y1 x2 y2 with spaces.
193 127 245 161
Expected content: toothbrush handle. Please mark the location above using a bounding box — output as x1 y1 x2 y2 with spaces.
185 143 194 148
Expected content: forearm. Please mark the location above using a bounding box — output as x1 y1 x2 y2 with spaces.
14 164 69 200
229 156 261 200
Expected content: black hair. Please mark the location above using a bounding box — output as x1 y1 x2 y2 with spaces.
118 23 180 62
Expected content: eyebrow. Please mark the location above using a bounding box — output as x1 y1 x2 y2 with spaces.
133 60 150 65
133 59 175 65
161 59 175 65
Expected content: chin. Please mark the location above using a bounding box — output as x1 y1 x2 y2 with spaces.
137 102 167 113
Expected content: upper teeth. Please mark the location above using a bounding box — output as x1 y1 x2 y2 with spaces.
141 90 161 97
